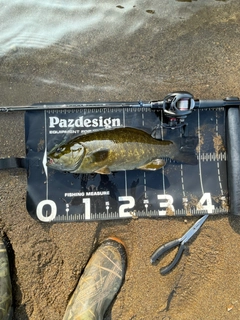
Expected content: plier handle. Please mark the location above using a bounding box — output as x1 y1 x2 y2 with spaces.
150 214 209 275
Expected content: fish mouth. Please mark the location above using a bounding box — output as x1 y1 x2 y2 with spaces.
46 157 54 166
46 144 85 172
46 157 63 170
46 156 80 172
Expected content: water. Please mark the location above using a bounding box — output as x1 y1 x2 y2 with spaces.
1 0 222 56
1 0 230 55
0 0 234 108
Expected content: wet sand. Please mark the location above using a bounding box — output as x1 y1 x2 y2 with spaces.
1 1 240 319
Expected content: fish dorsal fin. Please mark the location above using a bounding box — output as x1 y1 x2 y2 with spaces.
138 159 166 171
88 148 109 163
95 165 111 175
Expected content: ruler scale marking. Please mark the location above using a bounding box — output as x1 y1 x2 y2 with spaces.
197 109 205 195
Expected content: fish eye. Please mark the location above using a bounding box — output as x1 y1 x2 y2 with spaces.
55 146 65 154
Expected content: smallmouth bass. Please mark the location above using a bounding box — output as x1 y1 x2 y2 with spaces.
47 127 197 174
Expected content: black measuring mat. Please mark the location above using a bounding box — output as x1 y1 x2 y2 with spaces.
23 105 228 222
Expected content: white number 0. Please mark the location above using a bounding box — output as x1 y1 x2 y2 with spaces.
36 200 57 222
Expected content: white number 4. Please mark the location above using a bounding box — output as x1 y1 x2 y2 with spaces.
197 193 215 213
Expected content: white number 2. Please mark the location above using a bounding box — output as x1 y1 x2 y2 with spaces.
118 196 135 217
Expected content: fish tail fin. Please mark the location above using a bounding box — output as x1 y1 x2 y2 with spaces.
172 137 198 165
173 150 198 165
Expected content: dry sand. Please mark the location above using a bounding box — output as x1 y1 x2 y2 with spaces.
1 1 240 319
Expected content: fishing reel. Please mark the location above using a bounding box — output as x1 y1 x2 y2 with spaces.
151 91 195 131
162 92 195 120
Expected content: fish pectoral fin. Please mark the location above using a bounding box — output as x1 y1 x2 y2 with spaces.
138 159 166 171
88 148 109 163
95 165 112 175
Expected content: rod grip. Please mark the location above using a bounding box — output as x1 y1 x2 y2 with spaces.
226 107 240 215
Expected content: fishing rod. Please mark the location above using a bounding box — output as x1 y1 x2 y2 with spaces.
1 92 239 129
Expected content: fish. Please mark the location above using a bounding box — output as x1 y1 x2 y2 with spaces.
0 237 12 320
47 127 197 174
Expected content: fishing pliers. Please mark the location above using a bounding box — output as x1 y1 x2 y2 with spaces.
150 214 208 275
